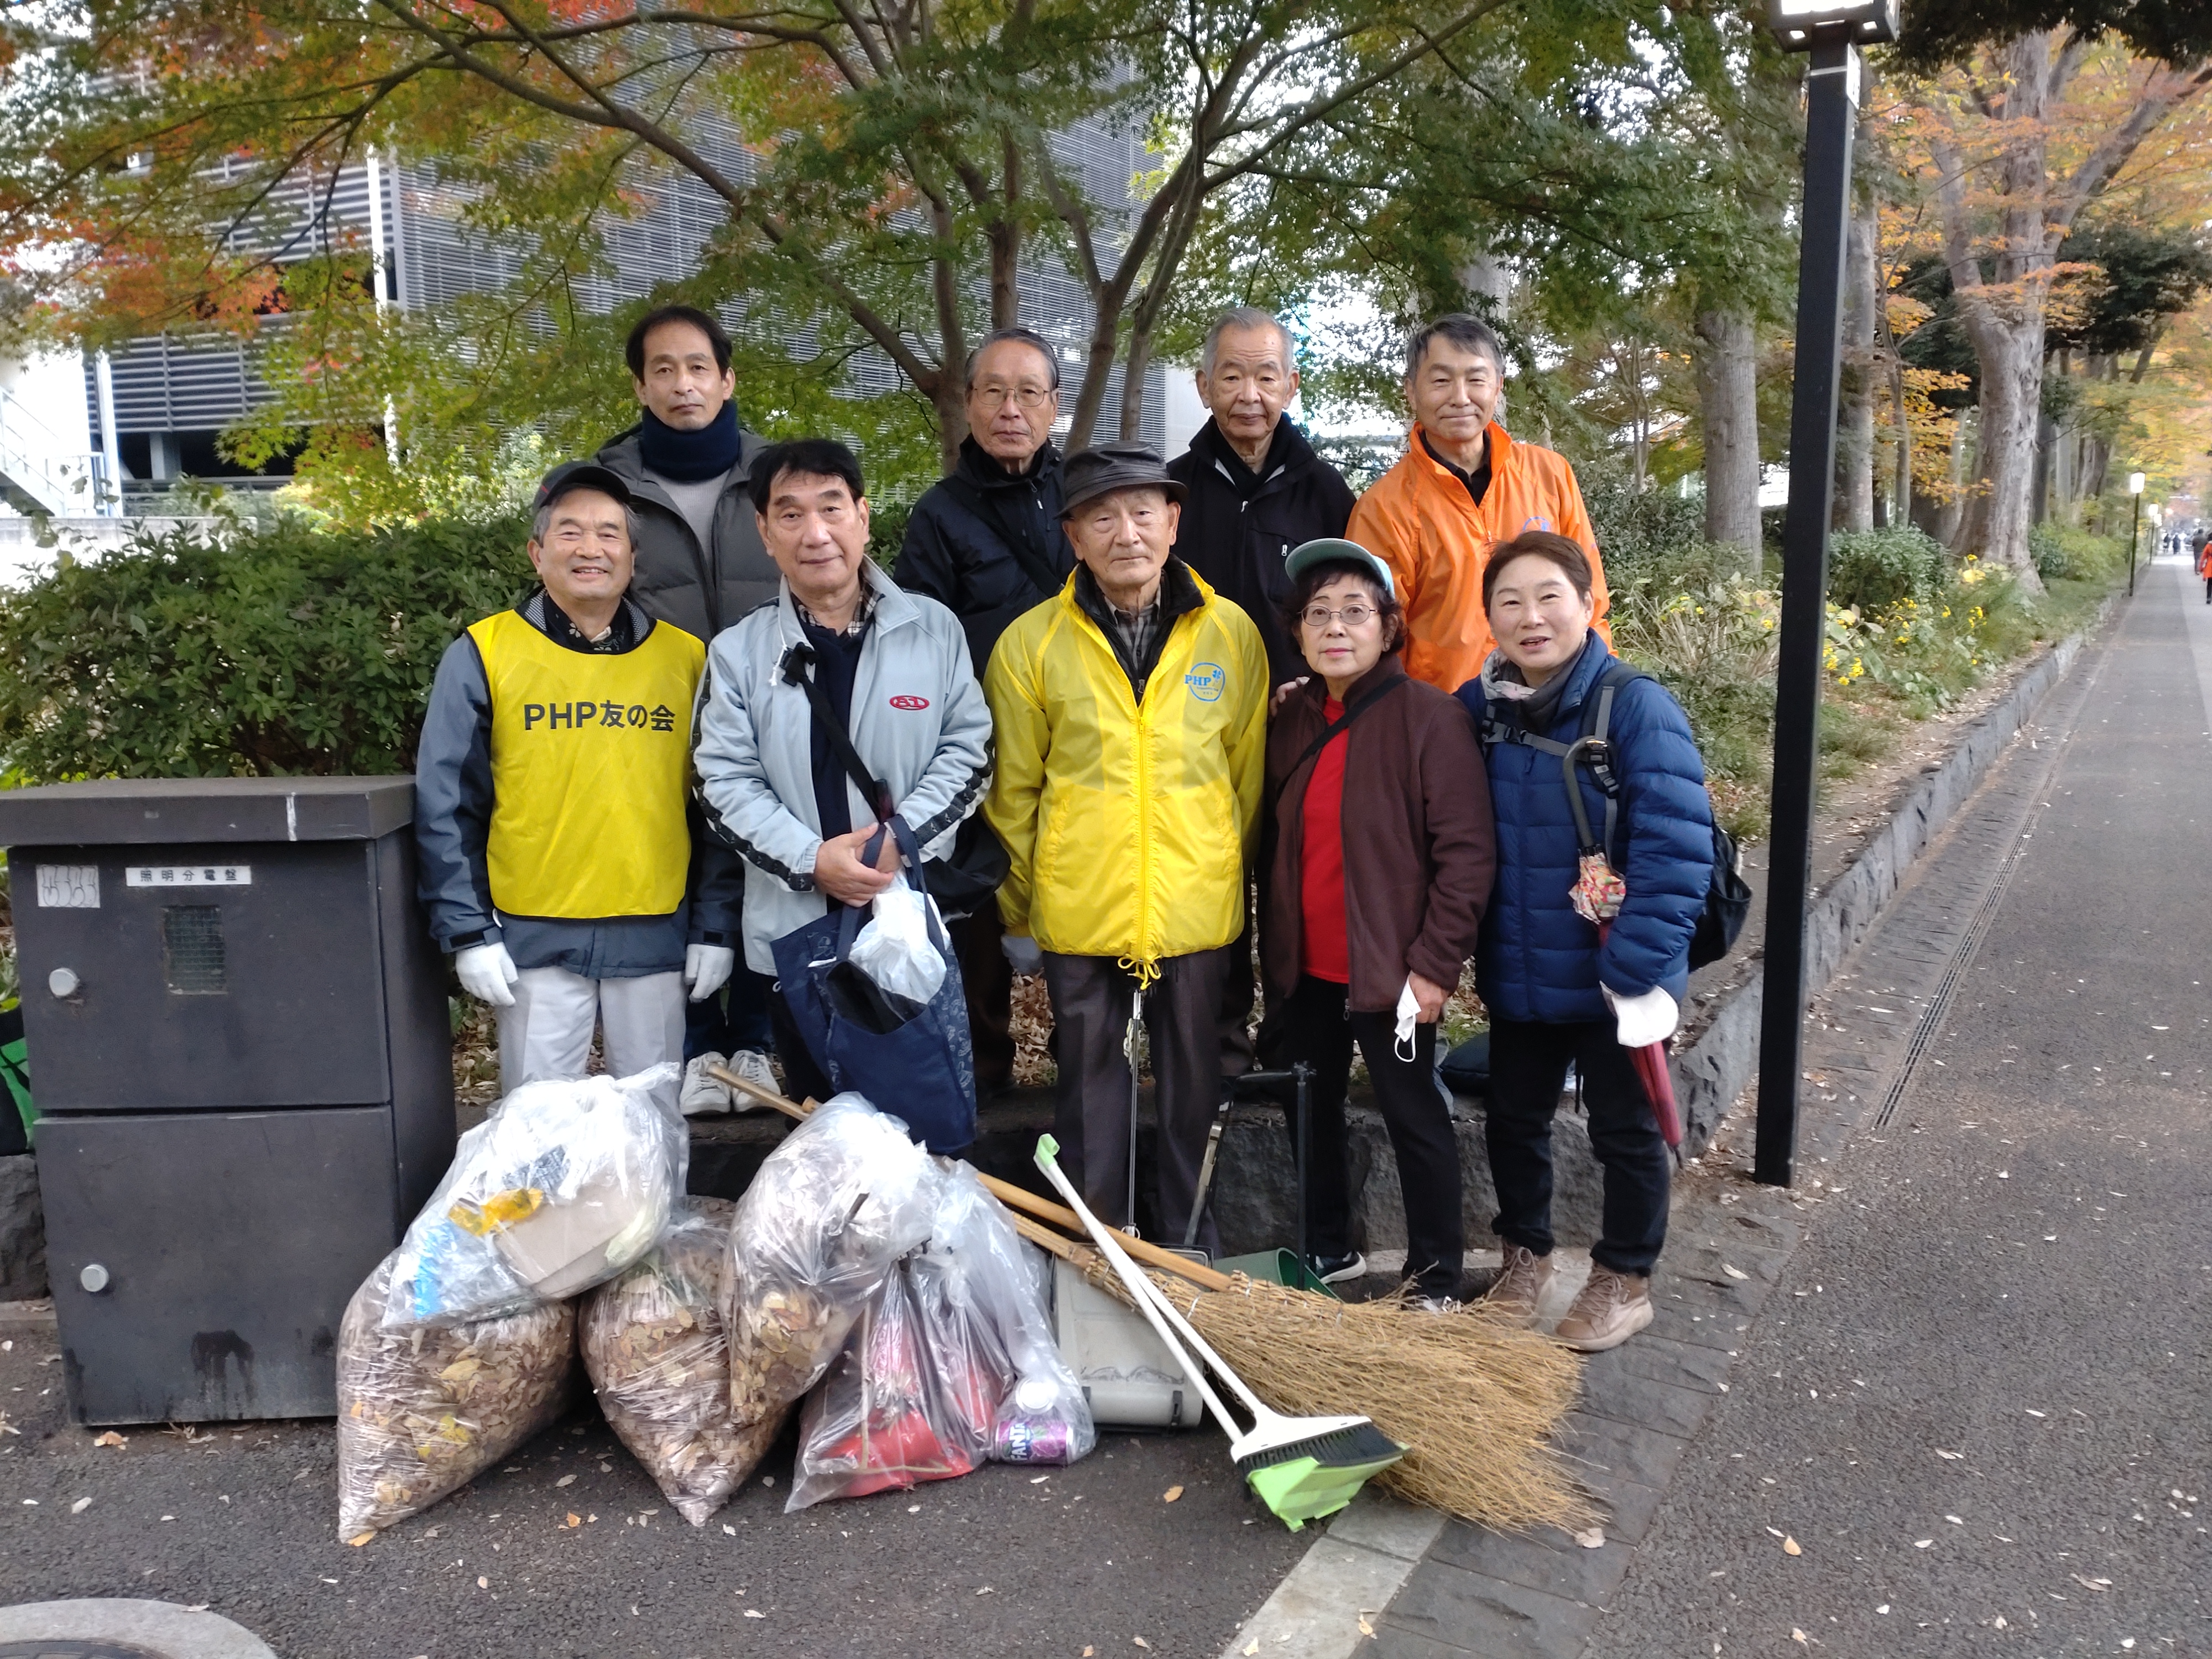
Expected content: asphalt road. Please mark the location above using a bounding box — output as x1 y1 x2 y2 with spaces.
0 1321 1308 1659
1591 559 2212 1656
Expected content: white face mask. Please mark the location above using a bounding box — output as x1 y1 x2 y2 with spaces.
1394 976 1422 1063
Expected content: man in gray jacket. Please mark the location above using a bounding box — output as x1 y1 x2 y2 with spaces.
597 302 781 1111
696 438 994 1101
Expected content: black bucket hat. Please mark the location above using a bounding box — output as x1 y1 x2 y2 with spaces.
1061 441 1188 517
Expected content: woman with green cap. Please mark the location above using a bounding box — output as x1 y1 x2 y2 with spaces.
1256 538 1497 1307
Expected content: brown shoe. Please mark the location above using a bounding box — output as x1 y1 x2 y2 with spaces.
1479 1243 1554 1323
1553 1266 1654 1353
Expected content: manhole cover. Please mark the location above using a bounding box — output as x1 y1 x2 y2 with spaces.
0 1644 168 1658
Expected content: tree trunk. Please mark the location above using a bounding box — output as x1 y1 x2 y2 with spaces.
1119 322 1155 444
1839 194 1878 532
990 135 1022 332
1694 306 1762 572
1936 411 1974 548
1951 307 2047 591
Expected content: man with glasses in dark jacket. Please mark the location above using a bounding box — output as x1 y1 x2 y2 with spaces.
1167 307 1357 1083
896 327 1078 1094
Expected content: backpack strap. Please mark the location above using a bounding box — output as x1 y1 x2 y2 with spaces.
1481 659 1650 860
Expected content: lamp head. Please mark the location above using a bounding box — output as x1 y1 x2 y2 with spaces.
2130 472 2147 495
1768 0 1898 49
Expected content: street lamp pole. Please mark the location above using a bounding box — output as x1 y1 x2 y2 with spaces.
2127 471 2146 596
1755 0 1895 1188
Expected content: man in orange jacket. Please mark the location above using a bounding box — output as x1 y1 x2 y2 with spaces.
1347 315 1609 694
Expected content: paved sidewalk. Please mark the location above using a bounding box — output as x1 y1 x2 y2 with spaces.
1368 568 2210 1655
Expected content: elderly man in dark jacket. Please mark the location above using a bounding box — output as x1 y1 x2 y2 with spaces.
896 326 1078 1093
595 303 780 1114
1168 308 1358 685
1168 306 1357 1082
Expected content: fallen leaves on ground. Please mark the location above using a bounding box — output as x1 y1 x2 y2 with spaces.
1721 1264 1750 1281
93 1431 126 1448
1161 1486 1183 1504
70 1497 92 1514
1573 1527 1605 1548
1783 1536 1802 1556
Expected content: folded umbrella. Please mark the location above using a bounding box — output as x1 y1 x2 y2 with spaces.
1563 745 1684 1161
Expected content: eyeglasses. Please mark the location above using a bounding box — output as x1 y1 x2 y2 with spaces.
1300 602 1378 630
970 384 1055 409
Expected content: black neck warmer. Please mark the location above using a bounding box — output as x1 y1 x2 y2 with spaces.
638 403 741 482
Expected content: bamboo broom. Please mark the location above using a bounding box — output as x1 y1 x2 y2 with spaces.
712 1065 1592 1530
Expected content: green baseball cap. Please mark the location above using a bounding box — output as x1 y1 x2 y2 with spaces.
1284 537 1394 597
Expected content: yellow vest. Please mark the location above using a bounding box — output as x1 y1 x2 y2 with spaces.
467 608 705 919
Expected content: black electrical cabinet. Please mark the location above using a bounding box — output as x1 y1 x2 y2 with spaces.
0 778 454 1425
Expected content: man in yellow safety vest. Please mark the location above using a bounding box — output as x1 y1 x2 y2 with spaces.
415 461 744 1092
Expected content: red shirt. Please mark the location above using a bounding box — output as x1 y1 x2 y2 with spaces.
1298 697 1350 983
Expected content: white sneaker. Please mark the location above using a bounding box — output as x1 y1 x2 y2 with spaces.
680 1053 733 1117
726 1048 781 1110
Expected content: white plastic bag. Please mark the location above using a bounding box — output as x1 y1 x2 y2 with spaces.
384 1063 687 1328
722 1093 942 1425
847 874 947 1004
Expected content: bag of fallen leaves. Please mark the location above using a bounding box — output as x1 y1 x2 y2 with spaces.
723 1093 940 1425
785 1261 975 1511
384 1063 687 1328
336 1251 578 1538
581 1195 790 1526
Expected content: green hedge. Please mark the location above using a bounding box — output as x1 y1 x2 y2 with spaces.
0 515 534 781
1825 526 1949 613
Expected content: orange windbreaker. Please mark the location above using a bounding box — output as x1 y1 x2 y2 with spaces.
1345 422 1610 695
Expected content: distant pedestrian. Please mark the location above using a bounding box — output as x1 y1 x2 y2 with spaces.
2198 531 2211 603
597 303 781 1113
1348 315 1612 695
1258 539 1494 1305
984 443 1269 1248
416 462 740 1095
1168 307 1359 1086
694 439 995 1105
1457 531 1713 1353
895 327 1078 1095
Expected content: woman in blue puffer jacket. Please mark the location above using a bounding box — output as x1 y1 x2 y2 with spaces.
1454 531 1714 1353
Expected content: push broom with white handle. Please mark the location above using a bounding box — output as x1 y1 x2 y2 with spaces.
1032 1132 1405 1530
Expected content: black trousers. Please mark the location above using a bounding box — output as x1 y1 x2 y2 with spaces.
952 906 1016 1092
1264 976 1463 1296
1041 946 1235 1251
1485 1017 1670 1277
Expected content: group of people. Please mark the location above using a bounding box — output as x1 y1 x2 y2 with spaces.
415 301 1717 1355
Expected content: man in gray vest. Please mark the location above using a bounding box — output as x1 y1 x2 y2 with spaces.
596 303 780 1114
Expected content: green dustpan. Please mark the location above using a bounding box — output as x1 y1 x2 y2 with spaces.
1214 1248 1339 1298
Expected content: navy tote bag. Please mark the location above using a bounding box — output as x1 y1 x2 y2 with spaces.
770 817 977 1153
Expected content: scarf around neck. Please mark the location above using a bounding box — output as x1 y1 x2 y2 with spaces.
637 403 741 482
1479 630 1599 736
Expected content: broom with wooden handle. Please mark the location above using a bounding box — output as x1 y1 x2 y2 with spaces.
707 1063 1590 1531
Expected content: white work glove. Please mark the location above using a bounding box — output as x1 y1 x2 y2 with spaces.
1001 933 1045 977
685 943 737 1004
455 941 519 1008
1604 984 1679 1048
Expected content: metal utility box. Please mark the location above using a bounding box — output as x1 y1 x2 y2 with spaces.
0 778 455 1425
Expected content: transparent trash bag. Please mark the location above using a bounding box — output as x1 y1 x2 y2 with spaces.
786 1264 976 1511
723 1093 941 1425
847 875 947 1004
581 1195 790 1526
336 1250 577 1538
915 1163 1095 1467
385 1063 686 1328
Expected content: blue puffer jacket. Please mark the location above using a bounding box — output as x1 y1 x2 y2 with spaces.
1455 634 1713 1024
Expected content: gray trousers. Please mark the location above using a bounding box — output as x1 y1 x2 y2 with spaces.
1042 946 1235 1251
495 966 686 1093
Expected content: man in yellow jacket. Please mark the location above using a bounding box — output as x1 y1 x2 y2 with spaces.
985 442 1269 1248
1347 314 1610 695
